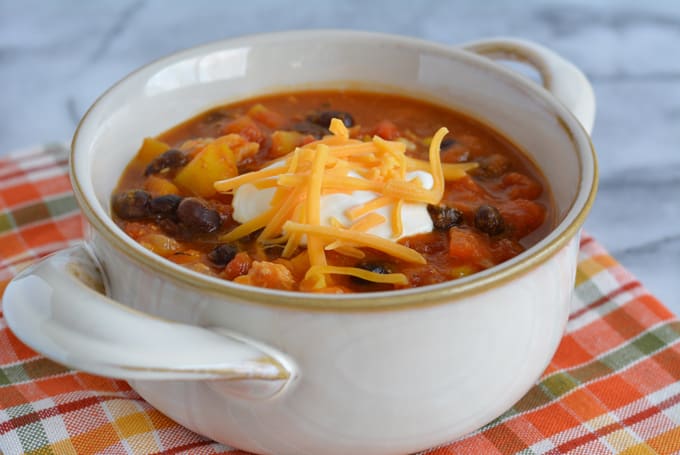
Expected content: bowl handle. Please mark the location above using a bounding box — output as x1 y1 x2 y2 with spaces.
461 37 596 134
2 243 296 400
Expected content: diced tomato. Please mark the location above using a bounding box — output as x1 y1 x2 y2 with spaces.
445 175 488 200
489 238 525 263
400 265 447 287
222 252 253 280
400 232 449 256
495 172 542 200
442 175 490 217
222 116 265 144
123 221 157 240
247 104 285 128
498 199 546 238
448 228 494 268
371 120 400 140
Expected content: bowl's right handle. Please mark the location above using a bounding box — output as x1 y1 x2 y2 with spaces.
2 243 296 400
461 37 596 134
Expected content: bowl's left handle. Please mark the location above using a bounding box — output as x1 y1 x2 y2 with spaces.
2 243 296 400
461 37 596 134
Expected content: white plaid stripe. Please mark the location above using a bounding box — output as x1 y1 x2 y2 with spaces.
611 381 680 425
663 401 680 426
29 397 57 413
568 272 643 332
0 165 68 191
606 427 647 452
581 411 655 453
547 420 599 451
0 154 56 180
630 412 678 442
0 428 24 455
568 285 646 333
41 414 70 446
16 148 66 170
0 407 9 424
527 437 557 454
646 381 680 408
3 143 70 161
571 264 621 307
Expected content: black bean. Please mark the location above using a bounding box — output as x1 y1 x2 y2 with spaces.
176 198 222 234
208 244 238 267
427 204 463 230
351 261 392 284
474 204 504 235
307 110 355 128
150 194 183 217
440 138 457 150
291 121 329 139
111 190 151 220
144 149 188 176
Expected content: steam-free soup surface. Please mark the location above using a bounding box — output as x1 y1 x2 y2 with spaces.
112 90 551 293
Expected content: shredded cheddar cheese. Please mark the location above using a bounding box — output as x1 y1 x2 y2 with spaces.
214 118 477 289
350 212 387 232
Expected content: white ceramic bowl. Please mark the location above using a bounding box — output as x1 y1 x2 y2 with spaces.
4 31 597 455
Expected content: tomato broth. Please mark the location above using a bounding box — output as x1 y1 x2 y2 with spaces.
112 90 551 292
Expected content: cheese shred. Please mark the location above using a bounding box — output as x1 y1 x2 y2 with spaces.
214 120 477 289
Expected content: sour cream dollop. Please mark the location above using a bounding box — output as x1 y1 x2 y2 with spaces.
232 163 434 241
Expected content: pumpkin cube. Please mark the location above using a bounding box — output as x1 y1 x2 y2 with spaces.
270 131 306 157
144 175 180 196
136 137 170 164
174 139 238 197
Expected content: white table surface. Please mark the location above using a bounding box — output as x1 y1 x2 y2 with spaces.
2 0 678 313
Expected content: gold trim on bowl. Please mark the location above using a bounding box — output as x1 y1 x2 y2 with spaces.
70 31 598 313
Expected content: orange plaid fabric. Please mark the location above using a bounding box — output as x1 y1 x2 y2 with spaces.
1 145 679 454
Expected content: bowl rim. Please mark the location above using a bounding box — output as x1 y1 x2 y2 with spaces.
71 29 598 312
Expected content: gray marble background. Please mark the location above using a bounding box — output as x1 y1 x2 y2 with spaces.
2 0 679 313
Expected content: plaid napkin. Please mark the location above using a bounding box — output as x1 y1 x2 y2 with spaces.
1 145 679 455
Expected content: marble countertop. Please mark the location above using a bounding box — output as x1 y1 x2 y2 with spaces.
2 0 679 313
